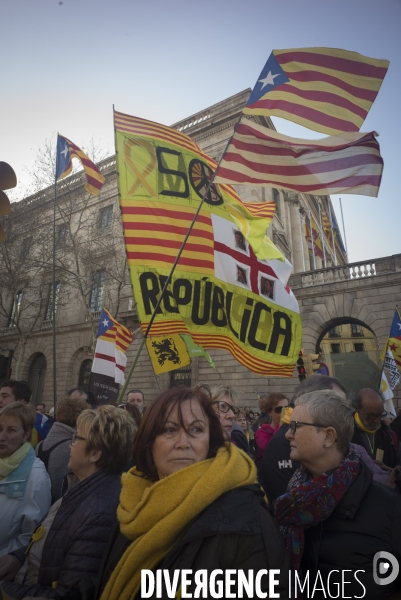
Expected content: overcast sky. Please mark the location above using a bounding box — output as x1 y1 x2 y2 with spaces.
2 0 400 264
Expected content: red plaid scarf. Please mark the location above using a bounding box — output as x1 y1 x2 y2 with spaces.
275 448 361 571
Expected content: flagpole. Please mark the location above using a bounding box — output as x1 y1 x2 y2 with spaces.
318 203 327 268
52 150 58 411
339 197 349 260
329 204 337 266
298 209 306 271
116 113 243 404
308 208 316 270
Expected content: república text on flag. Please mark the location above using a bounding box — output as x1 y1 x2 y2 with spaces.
114 111 302 376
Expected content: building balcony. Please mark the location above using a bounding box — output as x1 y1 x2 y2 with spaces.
289 253 401 289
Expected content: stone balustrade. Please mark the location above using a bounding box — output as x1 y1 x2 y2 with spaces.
290 254 401 289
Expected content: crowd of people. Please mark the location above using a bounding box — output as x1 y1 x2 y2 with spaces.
0 375 400 599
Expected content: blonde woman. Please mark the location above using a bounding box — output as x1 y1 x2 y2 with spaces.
0 402 51 557
0 406 137 599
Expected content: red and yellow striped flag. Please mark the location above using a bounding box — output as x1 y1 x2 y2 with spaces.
244 47 389 135
56 134 105 196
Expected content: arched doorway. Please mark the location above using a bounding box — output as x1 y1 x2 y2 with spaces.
317 320 381 393
28 354 47 406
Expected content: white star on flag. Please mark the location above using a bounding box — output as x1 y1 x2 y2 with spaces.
259 71 280 89
61 143 69 158
102 319 109 327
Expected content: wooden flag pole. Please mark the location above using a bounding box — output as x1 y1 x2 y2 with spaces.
116 114 243 404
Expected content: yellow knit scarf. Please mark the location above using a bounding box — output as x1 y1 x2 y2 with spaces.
280 406 293 426
0 442 31 479
101 444 257 600
354 412 379 435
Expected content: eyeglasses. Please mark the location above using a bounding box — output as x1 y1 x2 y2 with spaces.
71 433 86 445
273 406 285 414
365 411 388 419
212 401 240 418
289 421 329 435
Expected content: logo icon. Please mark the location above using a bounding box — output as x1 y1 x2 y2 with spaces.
373 551 399 586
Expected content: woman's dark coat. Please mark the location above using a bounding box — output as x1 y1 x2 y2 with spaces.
94 484 291 600
301 462 401 600
3 469 121 599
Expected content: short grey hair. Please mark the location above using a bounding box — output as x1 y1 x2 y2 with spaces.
210 385 239 406
294 390 354 454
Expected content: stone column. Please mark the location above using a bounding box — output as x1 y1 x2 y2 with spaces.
300 207 312 271
288 194 305 273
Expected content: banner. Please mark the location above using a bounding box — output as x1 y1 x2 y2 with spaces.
114 111 302 376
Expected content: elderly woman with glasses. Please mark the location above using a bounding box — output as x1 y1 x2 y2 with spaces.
275 390 401 600
93 386 290 600
0 405 137 599
210 384 251 455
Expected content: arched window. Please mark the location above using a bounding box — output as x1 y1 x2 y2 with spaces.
272 188 281 220
78 359 93 392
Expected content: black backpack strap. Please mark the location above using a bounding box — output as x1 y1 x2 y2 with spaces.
36 438 71 470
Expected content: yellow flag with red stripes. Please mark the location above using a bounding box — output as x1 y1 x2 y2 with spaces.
114 111 302 376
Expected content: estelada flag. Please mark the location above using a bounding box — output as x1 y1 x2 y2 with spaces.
388 309 401 371
92 308 133 384
244 47 389 135
55 134 105 196
114 111 302 377
215 121 383 198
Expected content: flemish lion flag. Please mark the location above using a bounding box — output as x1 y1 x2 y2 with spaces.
114 111 302 376
146 335 190 375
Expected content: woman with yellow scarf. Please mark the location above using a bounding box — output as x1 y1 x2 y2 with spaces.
95 386 290 600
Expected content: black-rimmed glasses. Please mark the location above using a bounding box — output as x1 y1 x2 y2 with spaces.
71 433 86 445
289 421 329 435
212 401 240 418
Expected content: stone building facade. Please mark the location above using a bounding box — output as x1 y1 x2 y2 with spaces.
1 90 399 407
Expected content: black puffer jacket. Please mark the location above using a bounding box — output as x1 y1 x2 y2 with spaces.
258 424 299 504
94 484 291 600
352 421 401 468
301 462 401 600
2 469 121 599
